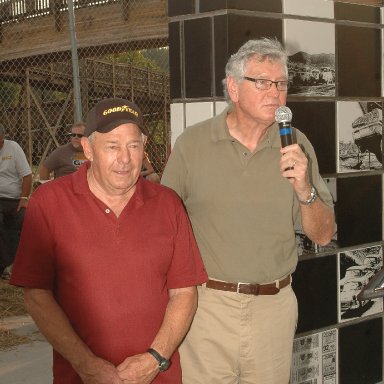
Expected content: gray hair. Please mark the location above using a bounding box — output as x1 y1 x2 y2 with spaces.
222 38 288 102
87 132 96 144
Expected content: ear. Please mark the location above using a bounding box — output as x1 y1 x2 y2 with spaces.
227 76 239 103
81 137 94 161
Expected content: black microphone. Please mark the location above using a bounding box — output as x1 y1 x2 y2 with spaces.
275 106 295 147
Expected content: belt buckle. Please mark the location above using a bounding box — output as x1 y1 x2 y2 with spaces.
237 282 261 295
236 282 248 293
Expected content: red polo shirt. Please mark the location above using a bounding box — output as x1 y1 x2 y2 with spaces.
11 163 207 384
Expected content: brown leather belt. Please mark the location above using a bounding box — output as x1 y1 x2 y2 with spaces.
206 275 291 296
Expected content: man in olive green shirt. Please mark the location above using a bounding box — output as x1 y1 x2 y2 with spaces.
162 38 336 384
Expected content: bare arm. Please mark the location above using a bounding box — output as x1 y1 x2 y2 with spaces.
38 164 52 181
24 288 123 384
117 286 197 383
280 144 336 246
17 174 32 211
141 157 155 177
297 195 335 246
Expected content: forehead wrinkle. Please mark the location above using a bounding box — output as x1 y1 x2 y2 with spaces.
104 138 143 144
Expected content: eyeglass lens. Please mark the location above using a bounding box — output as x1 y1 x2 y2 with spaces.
243 77 289 91
256 80 288 91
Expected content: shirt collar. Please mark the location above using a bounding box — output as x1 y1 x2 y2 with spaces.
72 162 91 195
211 105 282 149
72 162 156 207
211 105 233 143
265 121 282 149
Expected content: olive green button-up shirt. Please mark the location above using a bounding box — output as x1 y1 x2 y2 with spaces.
162 107 333 283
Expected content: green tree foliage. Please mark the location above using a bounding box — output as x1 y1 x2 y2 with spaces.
0 82 22 107
103 48 169 74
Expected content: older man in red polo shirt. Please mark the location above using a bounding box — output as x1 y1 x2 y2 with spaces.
11 98 207 384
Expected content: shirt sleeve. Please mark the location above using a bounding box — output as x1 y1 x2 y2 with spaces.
161 138 188 201
165 194 208 289
14 142 32 178
43 147 61 172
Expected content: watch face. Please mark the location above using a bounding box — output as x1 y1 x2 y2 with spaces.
159 358 171 371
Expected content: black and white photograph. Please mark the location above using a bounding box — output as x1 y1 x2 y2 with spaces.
290 329 338 384
337 101 383 172
338 245 383 323
283 0 334 18
295 225 316 256
285 19 335 96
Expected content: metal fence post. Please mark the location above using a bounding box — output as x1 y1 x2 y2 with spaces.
68 0 82 122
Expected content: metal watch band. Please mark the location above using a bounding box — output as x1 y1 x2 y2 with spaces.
298 186 317 205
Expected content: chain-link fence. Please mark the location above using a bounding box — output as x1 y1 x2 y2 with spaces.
0 0 170 184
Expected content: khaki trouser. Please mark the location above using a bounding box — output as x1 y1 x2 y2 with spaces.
180 283 298 384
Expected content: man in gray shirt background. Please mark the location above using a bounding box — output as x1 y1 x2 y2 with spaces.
38 122 87 181
0 124 32 279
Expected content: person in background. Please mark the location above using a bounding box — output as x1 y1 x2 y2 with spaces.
10 98 207 384
161 38 336 384
141 151 160 183
38 122 87 181
0 125 32 279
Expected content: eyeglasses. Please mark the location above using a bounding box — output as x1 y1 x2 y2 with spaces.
243 76 289 91
69 133 84 138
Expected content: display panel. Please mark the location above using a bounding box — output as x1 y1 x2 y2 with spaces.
338 245 383 323
291 329 338 384
339 318 383 384
335 2 381 23
284 0 334 18
336 175 382 248
285 20 335 97
287 101 336 174
337 25 381 97
200 0 282 13
337 101 383 173
293 256 338 333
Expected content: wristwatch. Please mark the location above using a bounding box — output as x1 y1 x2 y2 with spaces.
298 186 317 206
147 348 171 372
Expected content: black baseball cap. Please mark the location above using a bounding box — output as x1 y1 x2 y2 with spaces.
84 98 148 137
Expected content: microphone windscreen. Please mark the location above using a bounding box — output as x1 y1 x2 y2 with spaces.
275 106 292 124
